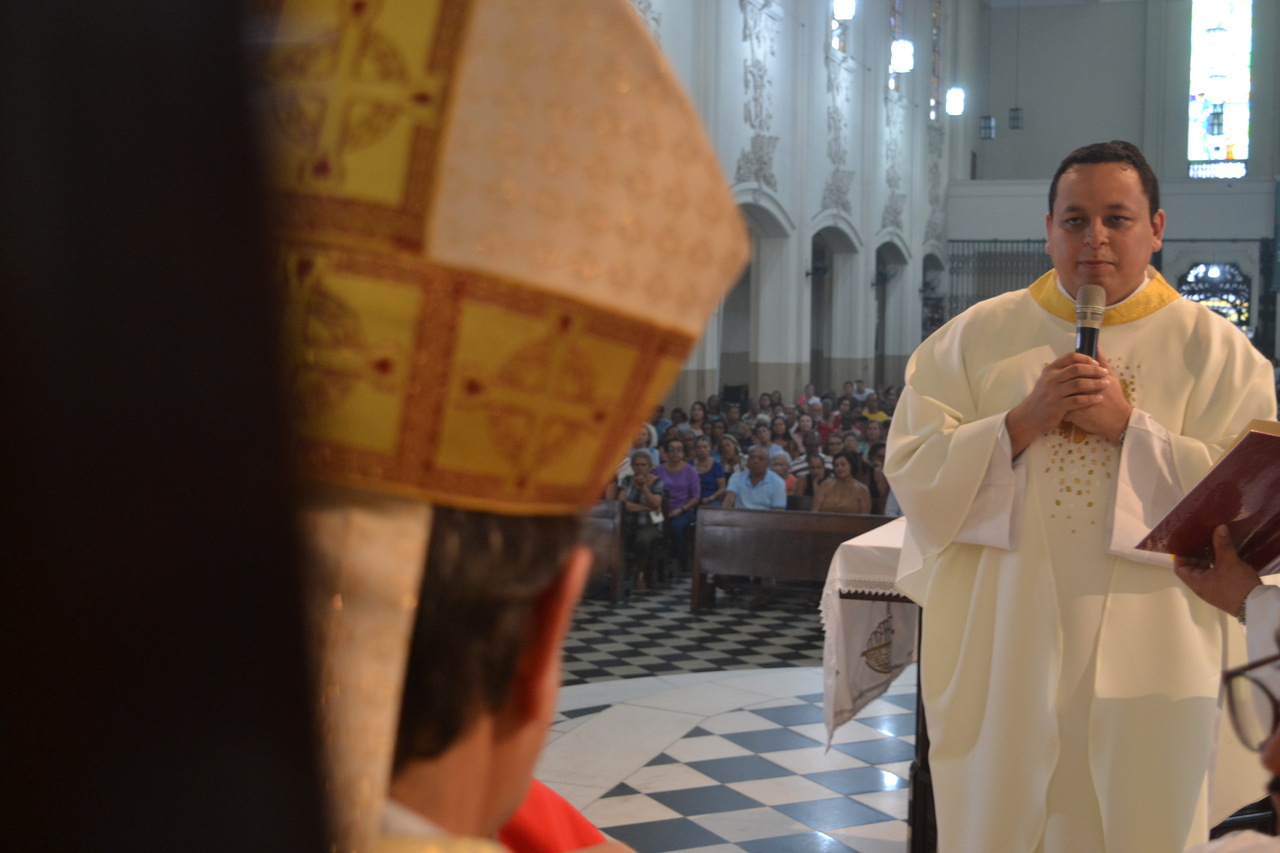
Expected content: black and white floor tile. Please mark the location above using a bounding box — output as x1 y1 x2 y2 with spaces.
543 578 915 853
563 578 826 686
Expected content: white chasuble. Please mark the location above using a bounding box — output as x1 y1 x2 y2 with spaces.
886 270 1275 852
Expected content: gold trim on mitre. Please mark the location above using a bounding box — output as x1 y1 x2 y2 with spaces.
1029 266 1181 325
265 0 749 516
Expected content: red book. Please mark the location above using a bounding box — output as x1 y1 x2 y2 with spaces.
1137 419 1280 575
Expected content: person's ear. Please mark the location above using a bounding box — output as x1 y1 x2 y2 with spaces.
507 544 592 726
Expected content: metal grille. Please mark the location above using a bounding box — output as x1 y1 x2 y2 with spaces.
1179 262 1251 330
945 239 1047 319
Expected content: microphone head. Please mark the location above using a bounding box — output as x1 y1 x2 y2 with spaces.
1075 284 1106 330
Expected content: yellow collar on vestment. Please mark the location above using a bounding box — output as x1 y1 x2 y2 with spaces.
1028 267 1180 326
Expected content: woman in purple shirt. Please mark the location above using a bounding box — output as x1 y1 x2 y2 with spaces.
655 436 700 568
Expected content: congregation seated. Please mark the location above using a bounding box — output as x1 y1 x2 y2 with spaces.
723 446 786 510
605 449 664 590
718 435 745 476
770 453 798 495
686 400 708 435
639 379 902 528
794 451 830 500
770 416 802 461
856 418 887 458
614 425 658 486
655 435 699 565
723 402 752 444
751 422 788 460
706 416 728 451
790 428 823 476
812 450 873 514
691 435 727 508
863 440 892 515
862 392 890 423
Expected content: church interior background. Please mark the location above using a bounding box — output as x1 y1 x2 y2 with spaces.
639 0 1279 405
536 3 1280 850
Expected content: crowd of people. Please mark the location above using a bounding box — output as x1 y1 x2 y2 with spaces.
605 380 901 589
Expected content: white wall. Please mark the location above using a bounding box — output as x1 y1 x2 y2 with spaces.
644 0 1280 406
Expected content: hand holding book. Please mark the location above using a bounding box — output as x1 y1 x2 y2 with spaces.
1172 524 1262 618
1137 419 1280 576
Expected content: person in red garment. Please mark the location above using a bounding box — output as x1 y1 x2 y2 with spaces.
499 782 609 853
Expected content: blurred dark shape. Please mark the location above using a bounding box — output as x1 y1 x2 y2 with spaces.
0 1 327 850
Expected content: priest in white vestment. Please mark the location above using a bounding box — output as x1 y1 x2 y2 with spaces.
885 141 1276 852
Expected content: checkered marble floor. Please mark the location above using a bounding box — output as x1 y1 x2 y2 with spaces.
563 577 826 685
539 665 917 853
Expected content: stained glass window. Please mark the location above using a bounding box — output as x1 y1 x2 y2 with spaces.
831 0 855 55
1180 262 1251 332
1188 0 1251 179
888 0 904 90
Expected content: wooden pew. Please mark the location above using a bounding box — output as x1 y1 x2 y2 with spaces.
583 500 625 604
691 506 892 612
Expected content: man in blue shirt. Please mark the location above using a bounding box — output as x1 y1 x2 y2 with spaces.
723 446 787 510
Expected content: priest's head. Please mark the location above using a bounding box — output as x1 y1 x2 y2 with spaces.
1045 141 1166 304
258 0 748 847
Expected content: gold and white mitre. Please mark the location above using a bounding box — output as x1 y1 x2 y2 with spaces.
259 0 748 849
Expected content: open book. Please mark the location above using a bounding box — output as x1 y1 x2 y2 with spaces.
1136 419 1280 575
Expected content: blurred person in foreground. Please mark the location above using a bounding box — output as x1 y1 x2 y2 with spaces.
1177 528 1280 852
259 0 747 850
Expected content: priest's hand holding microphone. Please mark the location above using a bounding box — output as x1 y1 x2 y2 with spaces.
1005 285 1133 457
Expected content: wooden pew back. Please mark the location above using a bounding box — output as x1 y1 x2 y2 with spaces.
691 506 892 611
583 500 624 604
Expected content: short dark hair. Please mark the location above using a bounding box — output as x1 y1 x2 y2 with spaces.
394 507 582 770
1048 140 1159 218
835 450 864 477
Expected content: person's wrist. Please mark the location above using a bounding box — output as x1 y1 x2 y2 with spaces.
1112 406 1134 444
1237 581 1263 624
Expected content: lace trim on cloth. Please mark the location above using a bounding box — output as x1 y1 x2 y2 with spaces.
834 576 902 596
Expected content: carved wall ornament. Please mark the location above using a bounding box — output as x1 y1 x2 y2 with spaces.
822 169 855 215
881 191 905 232
735 0 780 189
924 210 945 246
821 47 855 214
883 90 906 194
735 134 780 191
927 122 944 209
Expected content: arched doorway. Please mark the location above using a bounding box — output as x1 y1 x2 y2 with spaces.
921 253 946 340
810 236 833 395
719 264 752 404
810 223 860 397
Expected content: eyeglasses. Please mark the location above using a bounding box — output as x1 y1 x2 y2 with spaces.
1224 650 1280 752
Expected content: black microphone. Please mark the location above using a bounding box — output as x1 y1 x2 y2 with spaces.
1075 285 1106 359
